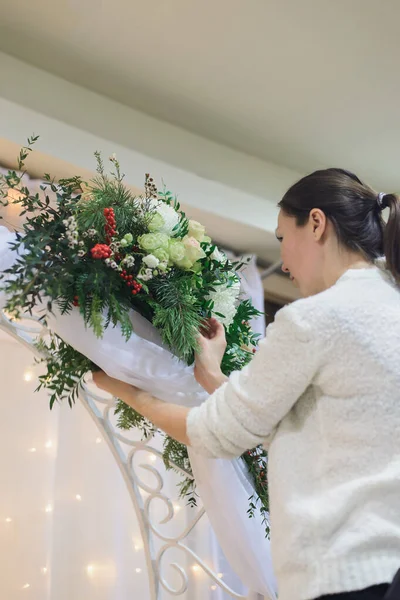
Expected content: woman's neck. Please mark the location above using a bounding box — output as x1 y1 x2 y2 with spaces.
323 254 373 291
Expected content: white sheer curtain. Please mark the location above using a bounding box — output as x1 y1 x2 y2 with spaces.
0 338 154 599
206 252 268 600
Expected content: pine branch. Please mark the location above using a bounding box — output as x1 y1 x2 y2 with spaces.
89 294 105 338
150 274 202 363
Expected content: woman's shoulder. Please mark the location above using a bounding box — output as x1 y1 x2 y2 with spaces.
276 266 399 336
271 291 337 344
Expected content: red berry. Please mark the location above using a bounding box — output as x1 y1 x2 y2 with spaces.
91 243 111 259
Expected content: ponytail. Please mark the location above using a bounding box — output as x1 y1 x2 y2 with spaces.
382 193 400 282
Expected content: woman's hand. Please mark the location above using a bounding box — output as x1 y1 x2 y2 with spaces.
194 317 228 394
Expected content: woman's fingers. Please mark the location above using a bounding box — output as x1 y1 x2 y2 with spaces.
199 317 224 340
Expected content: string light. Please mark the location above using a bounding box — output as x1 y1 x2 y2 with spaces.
95 437 102 444
23 370 34 382
75 494 82 501
5 517 12 523
211 585 217 591
133 539 143 551
41 567 48 575
45 441 53 449
22 583 30 589
135 568 142 574
217 573 223 579
29 448 37 453
45 504 53 513
173 504 181 513
149 454 157 462
86 564 95 576
191 565 200 573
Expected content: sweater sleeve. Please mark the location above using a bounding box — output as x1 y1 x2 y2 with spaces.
186 302 325 458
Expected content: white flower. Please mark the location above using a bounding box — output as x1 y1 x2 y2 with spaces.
207 275 241 328
66 216 77 230
122 256 135 267
149 199 180 235
78 250 85 257
143 254 160 269
211 247 227 263
138 268 153 281
105 258 111 266
110 261 118 269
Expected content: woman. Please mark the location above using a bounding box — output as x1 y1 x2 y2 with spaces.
93 168 400 600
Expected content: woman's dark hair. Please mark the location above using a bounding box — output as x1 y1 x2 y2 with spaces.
278 168 400 281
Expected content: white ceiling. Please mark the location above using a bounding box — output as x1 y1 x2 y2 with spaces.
0 0 399 191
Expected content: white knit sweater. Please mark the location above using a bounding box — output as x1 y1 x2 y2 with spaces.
187 267 400 600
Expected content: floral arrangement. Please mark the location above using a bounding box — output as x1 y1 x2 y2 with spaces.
0 138 269 533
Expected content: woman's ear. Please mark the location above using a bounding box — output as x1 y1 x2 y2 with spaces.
309 208 327 241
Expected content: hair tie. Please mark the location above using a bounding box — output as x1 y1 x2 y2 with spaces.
377 192 386 210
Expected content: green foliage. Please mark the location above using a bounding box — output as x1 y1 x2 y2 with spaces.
242 447 270 536
114 401 156 438
158 185 189 238
162 436 197 508
0 137 270 536
222 299 262 374
35 335 93 409
149 273 202 363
